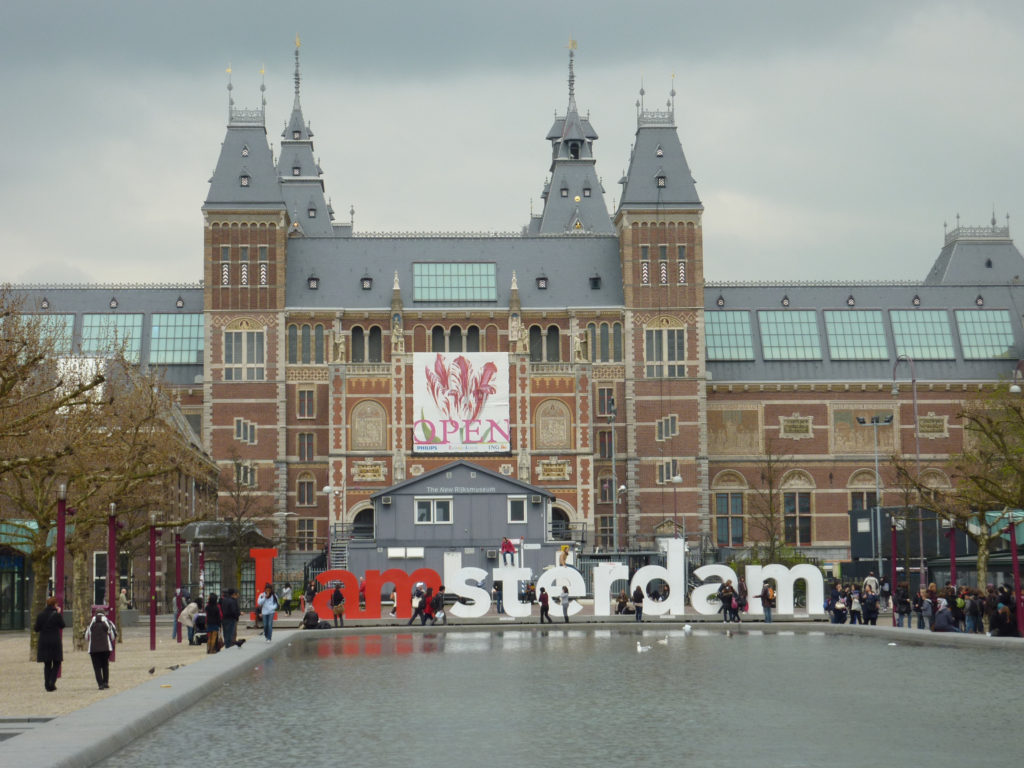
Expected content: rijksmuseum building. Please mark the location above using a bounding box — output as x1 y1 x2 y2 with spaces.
14 47 1024 579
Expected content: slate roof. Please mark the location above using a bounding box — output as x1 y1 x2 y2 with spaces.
285 234 623 310
370 459 556 500
924 224 1024 285
618 109 701 211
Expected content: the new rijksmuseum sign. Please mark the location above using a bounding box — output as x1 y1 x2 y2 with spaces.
250 541 826 619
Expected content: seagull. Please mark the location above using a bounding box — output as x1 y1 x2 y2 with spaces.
656 635 669 645
636 641 652 653
887 642 898 646
725 629 733 638
682 624 693 636
166 664 181 671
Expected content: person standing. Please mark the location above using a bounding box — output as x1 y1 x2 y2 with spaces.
304 581 317 614
493 581 504 615
759 581 775 623
558 545 569 568
538 587 553 623
84 608 117 689
117 588 129 612
257 583 279 641
34 596 64 692
281 583 293 616
737 577 749 619
862 571 879 597
861 585 880 625
179 598 200 645
717 580 737 622
632 585 644 622
879 578 891 612
500 537 516 566
221 589 240 647
895 583 912 628
330 584 345 628
205 594 222 653
559 586 571 623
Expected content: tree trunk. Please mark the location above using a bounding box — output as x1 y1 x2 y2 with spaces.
28 550 50 661
71 548 89 651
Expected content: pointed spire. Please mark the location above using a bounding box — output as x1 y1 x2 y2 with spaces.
567 37 578 114
260 64 266 109
293 35 302 110
226 63 234 119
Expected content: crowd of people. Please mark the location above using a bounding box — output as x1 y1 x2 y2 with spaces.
827 577 1020 636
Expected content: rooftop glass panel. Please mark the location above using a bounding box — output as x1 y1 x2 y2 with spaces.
890 310 954 360
705 311 754 360
955 309 1015 359
413 263 497 302
757 310 821 360
25 314 75 355
150 314 204 364
81 314 143 363
824 310 888 360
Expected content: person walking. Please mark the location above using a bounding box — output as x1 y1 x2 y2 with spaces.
257 583 279 641
407 584 426 626
559 586 571 623
85 608 117 689
421 587 436 625
205 594 222 653
431 586 447 625
34 596 65 692
281 583 294 616
221 589 240 647
632 585 645 622
331 584 345 628
538 587 553 623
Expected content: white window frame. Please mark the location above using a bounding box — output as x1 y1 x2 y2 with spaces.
414 497 452 525
508 496 527 525
223 329 265 381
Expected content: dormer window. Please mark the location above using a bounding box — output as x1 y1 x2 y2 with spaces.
361 276 373 290
308 207 316 218
241 145 249 157
656 145 664 157
240 174 250 187
307 274 320 290
589 274 602 290
583 188 591 197
560 188 569 198
569 142 580 160
292 166 301 176
656 175 666 188
537 276 549 290
292 130 301 139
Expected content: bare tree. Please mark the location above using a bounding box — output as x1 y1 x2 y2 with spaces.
217 451 274 589
746 438 792 564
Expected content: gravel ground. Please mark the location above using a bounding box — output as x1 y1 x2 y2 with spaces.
0 619 266 718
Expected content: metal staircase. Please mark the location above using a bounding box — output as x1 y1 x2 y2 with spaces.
329 523 349 570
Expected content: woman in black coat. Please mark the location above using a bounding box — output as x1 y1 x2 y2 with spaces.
34 596 65 692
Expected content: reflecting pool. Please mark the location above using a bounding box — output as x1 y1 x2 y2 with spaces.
102 628 1024 768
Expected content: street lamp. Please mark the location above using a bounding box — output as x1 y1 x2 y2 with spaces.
148 512 163 652
670 474 684 539
892 354 926 590
606 397 614 552
856 414 893 579
107 503 123 660
174 532 184 644
55 484 67 608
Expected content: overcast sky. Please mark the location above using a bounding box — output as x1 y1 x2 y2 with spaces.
3 1 1024 286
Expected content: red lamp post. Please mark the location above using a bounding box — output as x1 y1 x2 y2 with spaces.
174 533 183 644
890 522 898 627
55 484 67 608
107 503 122 661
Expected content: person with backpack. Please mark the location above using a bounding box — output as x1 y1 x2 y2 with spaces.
759 581 776 623
330 584 345 628
84 608 117 689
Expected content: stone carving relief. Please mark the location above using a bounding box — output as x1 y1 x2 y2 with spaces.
918 412 948 440
779 414 813 440
537 459 572 481
831 407 895 454
351 460 386 482
351 400 388 451
535 400 572 450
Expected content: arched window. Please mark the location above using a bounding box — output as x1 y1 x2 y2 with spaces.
546 325 560 362
587 323 597 362
466 325 480 352
612 323 623 361
711 470 748 548
314 324 324 364
529 326 543 363
287 324 298 364
301 324 311 364
449 326 463 352
599 323 610 361
351 327 365 362
368 326 383 362
352 508 375 540
551 508 571 541
432 326 445 352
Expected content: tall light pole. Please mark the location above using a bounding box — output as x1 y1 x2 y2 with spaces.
174 533 184 644
148 512 163 652
55 484 67 608
609 396 619 552
892 354 925 590
857 414 893 579
107 503 122 661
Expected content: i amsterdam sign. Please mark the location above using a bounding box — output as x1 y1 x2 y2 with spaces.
249 541 826 619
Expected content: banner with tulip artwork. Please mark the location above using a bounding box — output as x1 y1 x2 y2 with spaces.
413 352 511 453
